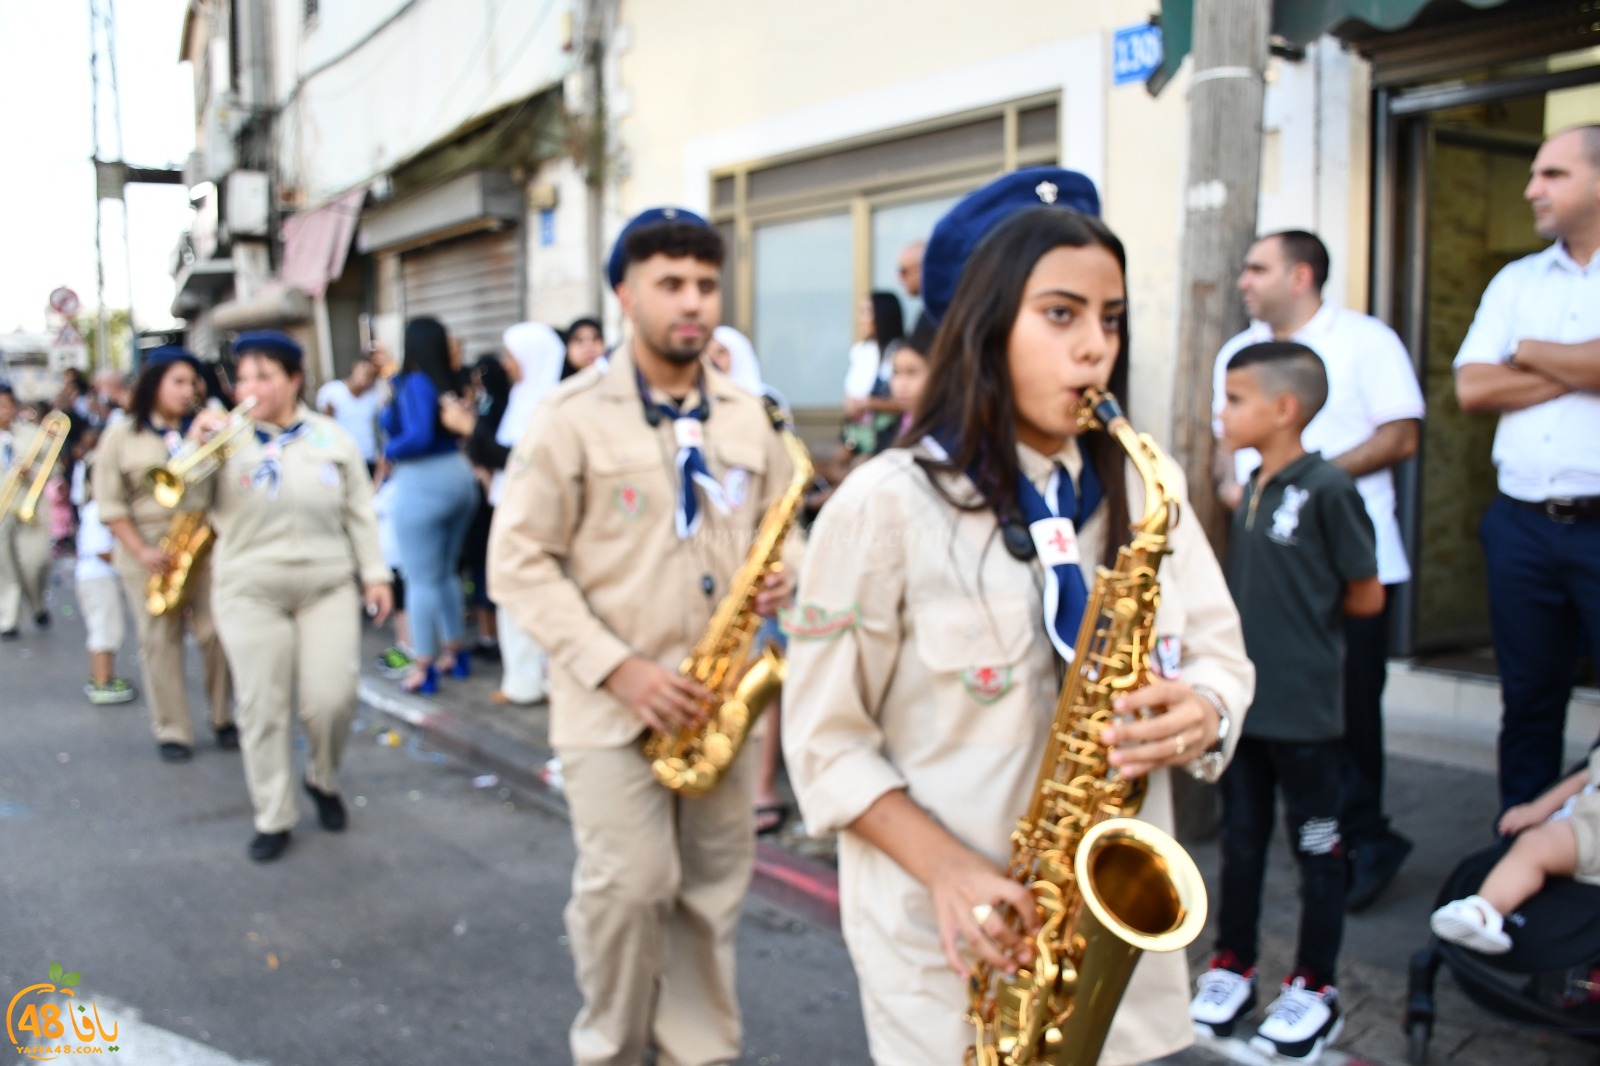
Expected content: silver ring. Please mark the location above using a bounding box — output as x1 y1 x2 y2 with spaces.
1174 733 1187 758
971 903 994 926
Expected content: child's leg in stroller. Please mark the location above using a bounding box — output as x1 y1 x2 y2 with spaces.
1479 818 1578 915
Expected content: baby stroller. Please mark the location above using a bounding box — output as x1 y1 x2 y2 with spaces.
1403 839 1600 1062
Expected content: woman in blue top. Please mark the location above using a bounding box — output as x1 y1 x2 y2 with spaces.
381 316 478 693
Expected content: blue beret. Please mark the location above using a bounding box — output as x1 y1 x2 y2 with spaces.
232 330 303 363
921 167 1101 325
606 206 711 289
144 344 202 371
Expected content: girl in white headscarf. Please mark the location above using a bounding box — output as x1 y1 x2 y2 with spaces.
706 325 765 397
442 322 567 705
491 323 566 704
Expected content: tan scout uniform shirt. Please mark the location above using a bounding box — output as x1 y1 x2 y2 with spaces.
201 406 389 589
92 417 207 546
1 421 42 521
1 422 38 477
783 441 1255 1066
489 347 803 749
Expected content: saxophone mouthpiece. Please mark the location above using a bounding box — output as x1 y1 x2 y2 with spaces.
1075 388 1127 433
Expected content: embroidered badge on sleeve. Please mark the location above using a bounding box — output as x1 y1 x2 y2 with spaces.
779 602 860 641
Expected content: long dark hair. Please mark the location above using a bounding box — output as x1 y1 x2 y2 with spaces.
129 360 190 431
904 206 1132 567
401 317 458 395
870 291 905 355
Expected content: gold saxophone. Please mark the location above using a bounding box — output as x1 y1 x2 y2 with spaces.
966 389 1208 1066
142 397 256 617
145 512 214 617
643 402 814 796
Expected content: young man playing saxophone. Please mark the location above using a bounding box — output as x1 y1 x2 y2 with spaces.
488 208 800 1066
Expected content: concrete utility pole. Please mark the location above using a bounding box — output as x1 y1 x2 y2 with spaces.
1169 0 1271 552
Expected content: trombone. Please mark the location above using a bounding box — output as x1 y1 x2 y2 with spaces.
144 396 258 509
0 411 72 524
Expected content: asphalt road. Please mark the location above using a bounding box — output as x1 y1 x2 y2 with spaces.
0 570 868 1066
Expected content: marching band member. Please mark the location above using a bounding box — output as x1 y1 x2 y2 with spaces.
92 349 235 760
190 331 392 863
782 170 1255 1065
489 208 799 1066
0 385 53 640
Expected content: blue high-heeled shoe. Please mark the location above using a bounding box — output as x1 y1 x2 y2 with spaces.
403 664 440 695
449 650 472 680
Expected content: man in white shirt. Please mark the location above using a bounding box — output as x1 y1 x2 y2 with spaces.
1454 125 1600 815
316 356 386 474
1213 229 1425 911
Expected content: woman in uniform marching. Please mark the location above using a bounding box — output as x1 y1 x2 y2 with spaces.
92 347 235 761
190 330 392 863
781 169 1255 1066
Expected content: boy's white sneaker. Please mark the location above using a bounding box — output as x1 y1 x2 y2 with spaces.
1250 974 1343 1062
1430 894 1513 954
1190 958 1257 1038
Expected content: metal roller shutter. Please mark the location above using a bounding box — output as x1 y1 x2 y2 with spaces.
401 228 523 360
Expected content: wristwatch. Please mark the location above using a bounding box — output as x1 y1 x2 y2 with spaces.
1185 684 1231 782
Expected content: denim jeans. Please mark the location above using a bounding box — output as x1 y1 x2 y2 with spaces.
1217 736 1346 984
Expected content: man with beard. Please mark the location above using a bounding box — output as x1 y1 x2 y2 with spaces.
488 207 800 1066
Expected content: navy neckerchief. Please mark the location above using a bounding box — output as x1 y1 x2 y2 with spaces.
1 429 12 470
1015 456 1102 661
250 421 311 500
921 431 1103 661
142 414 194 458
637 367 725 538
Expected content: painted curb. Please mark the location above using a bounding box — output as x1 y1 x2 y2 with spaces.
356 677 844 930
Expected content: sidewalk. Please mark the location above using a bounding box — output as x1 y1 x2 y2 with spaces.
355 628 1600 1066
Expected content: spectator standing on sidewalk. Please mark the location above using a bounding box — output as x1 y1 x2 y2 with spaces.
1192 341 1382 1062
1454 124 1600 813
381 317 477 695
1212 229 1424 911
317 355 387 478
442 323 567 705
561 317 608 380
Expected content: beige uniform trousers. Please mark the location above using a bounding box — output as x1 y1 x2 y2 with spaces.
116 550 233 745
0 515 49 632
558 739 756 1066
213 567 361 834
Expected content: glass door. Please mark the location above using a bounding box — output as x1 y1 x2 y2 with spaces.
1375 56 1600 656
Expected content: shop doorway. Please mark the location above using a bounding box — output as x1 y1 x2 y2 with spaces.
1375 52 1600 661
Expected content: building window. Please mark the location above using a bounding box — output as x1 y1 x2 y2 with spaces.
712 95 1060 415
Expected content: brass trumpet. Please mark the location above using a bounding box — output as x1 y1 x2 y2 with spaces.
144 397 258 509
0 411 72 524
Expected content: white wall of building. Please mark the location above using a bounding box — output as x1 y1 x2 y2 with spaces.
272 0 578 206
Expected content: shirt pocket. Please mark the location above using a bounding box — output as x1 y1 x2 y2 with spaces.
910 596 1040 747
587 441 664 531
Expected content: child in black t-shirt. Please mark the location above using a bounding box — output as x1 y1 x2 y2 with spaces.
1190 341 1382 1063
